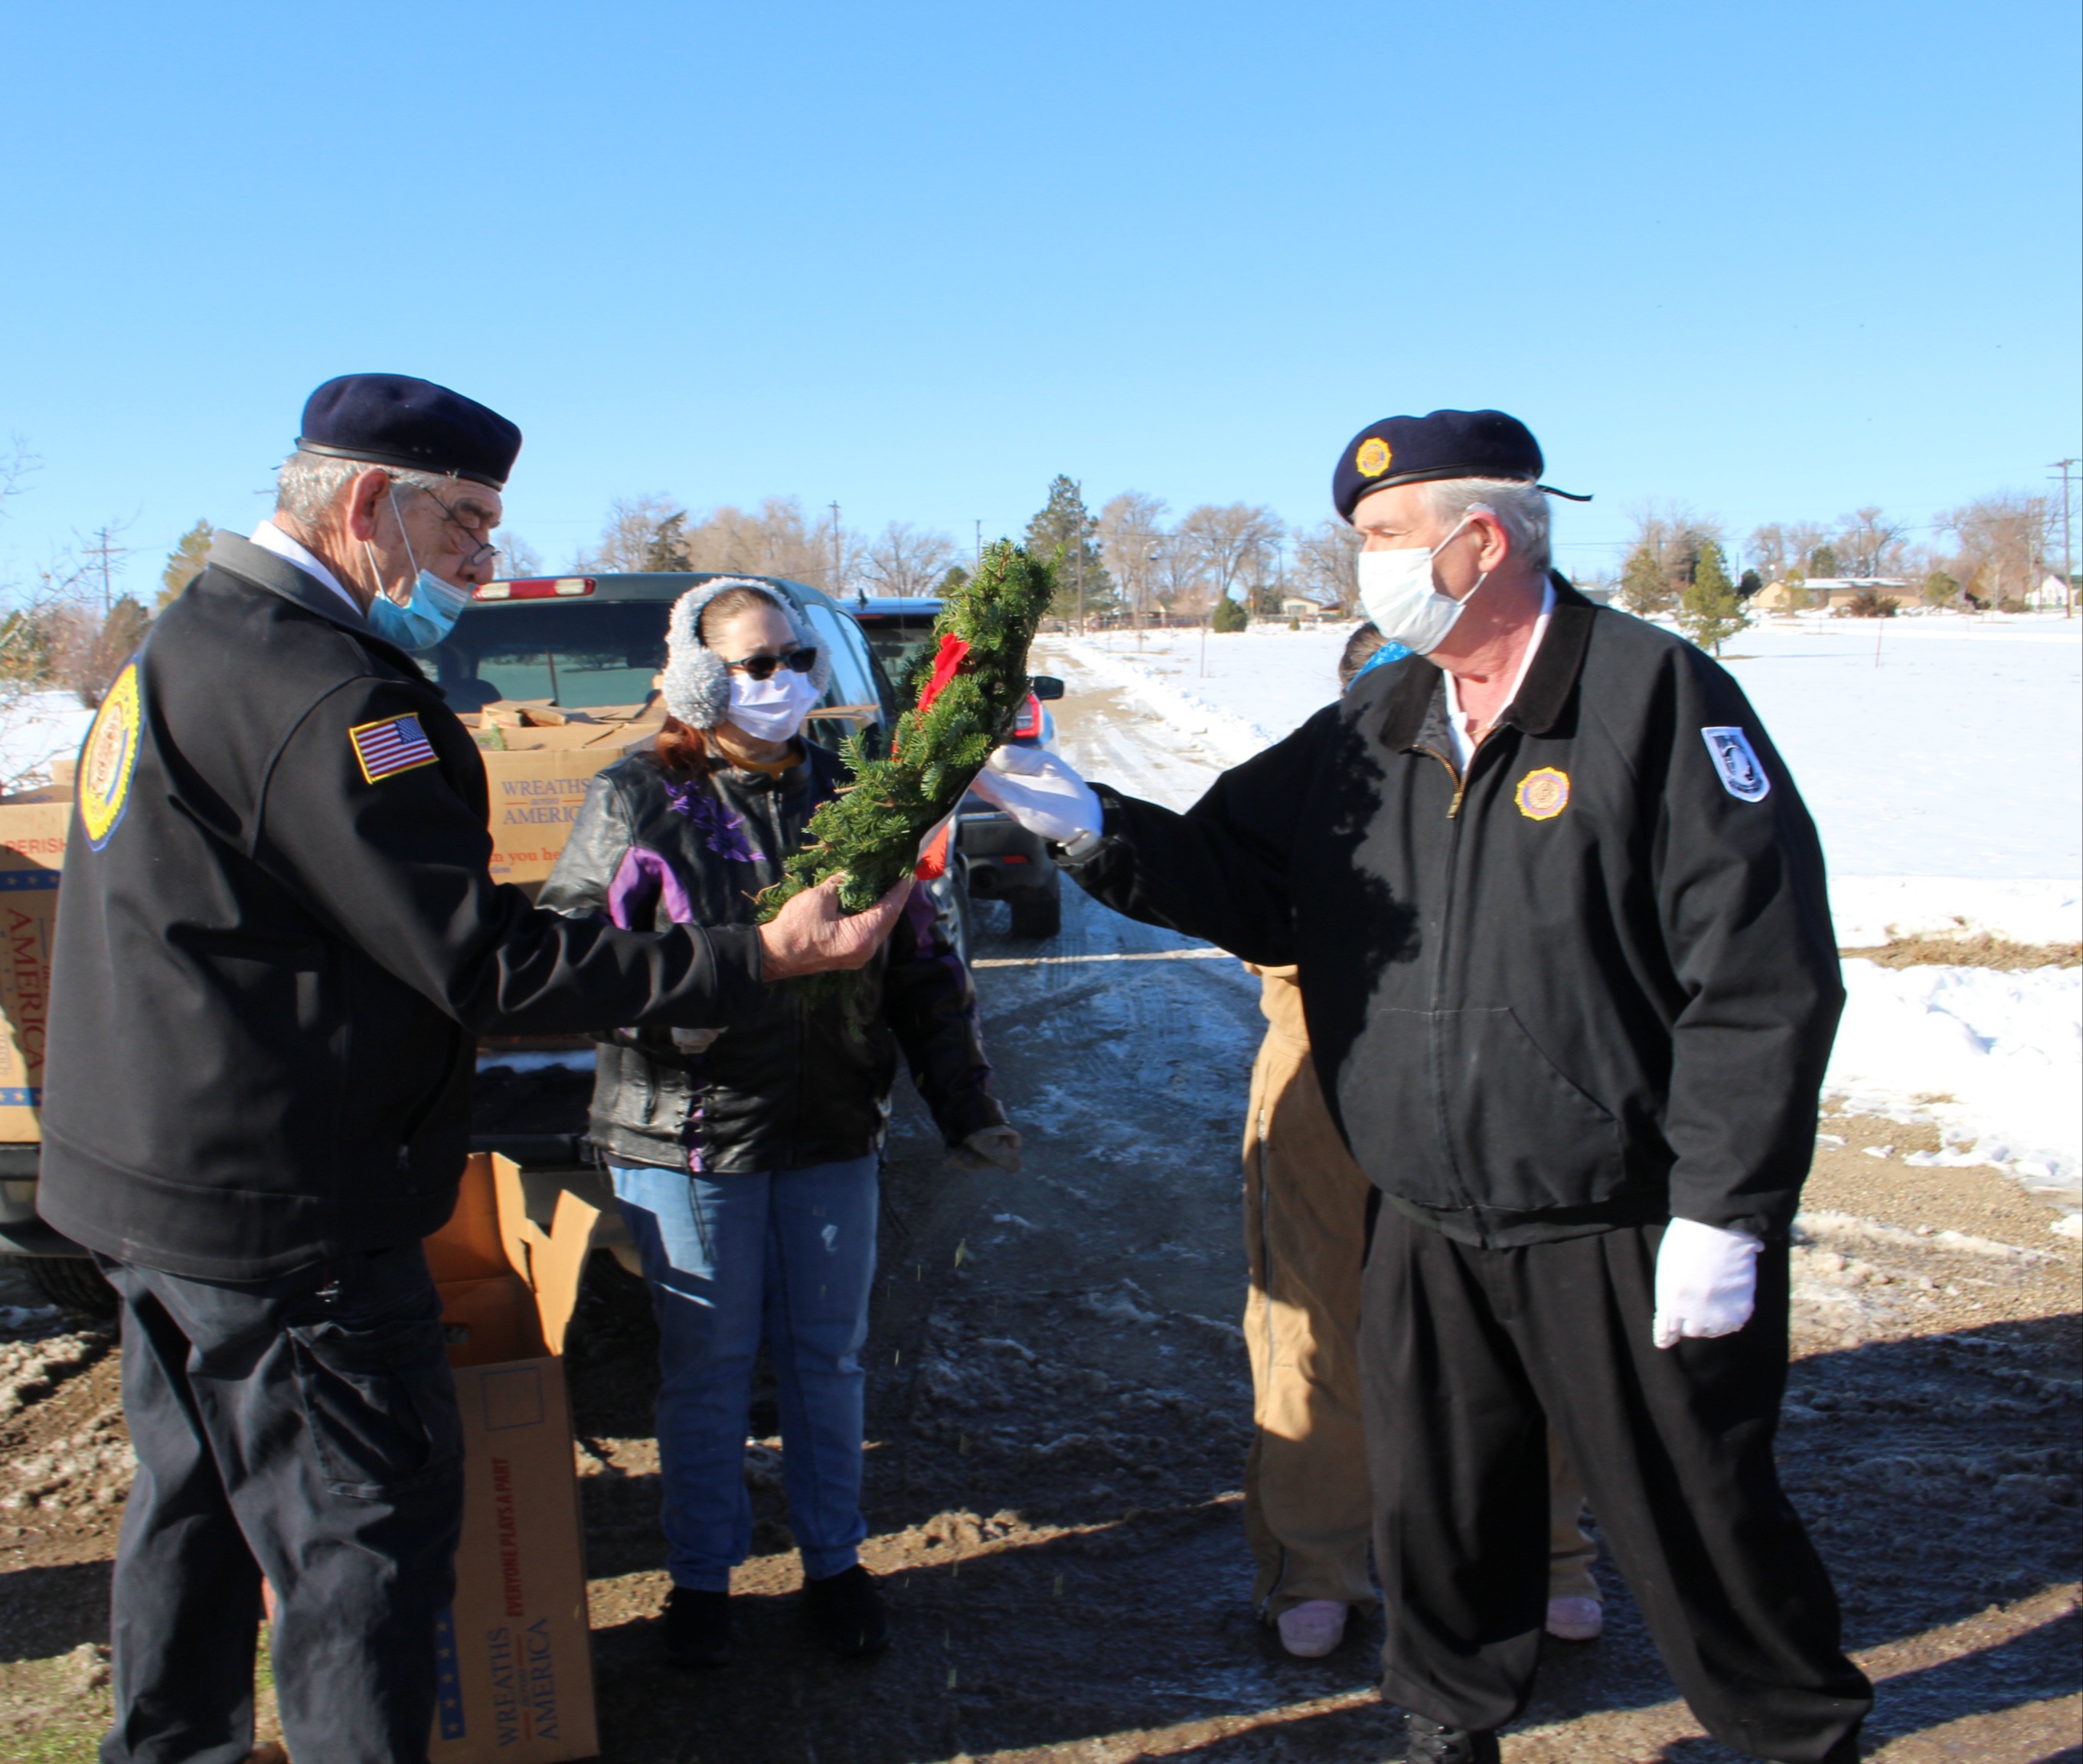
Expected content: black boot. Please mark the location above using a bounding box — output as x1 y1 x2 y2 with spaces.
661 1586 731 1668
805 1563 890 1658
1405 1713 1501 1764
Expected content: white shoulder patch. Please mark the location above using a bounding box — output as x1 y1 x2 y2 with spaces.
1701 726 1771 802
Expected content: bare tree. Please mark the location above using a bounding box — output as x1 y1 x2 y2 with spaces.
580 495 686 571
1176 503 1282 609
1784 521 1831 577
1835 507 1910 580
1290 518 1363 613
1937 493 2048 608
494 534 544 579
1746 523 1790 583
1096 493 1170 622
858 522 956 597
1148 528 1209 619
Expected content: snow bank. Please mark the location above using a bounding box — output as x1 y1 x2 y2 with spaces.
1827 960 2081 1202
0 690 93 792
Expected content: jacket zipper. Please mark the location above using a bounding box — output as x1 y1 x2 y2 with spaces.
1415 739 1485 1232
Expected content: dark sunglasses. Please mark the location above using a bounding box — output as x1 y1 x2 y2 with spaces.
723 647 818 682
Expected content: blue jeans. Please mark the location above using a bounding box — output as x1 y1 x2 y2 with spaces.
610 1155 879 1590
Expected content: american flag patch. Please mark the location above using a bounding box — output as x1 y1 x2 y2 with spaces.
348 714 439 783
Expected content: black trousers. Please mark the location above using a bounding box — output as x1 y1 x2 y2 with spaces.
1360 1210 1871 1763
100 1242 464 1764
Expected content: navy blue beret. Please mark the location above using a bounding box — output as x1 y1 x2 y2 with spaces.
297 374 521 490
1333 408 1588 521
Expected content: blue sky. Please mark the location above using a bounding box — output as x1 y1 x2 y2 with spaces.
2 0 2077 593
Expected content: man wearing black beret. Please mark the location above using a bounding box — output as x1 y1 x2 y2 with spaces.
40 374 909 1763
971 410 1869 1763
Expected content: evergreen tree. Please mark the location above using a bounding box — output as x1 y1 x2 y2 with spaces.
644 511 694 572
158 520 216 609
1618 543 1673 616
1677 540 1748 655
1210 592 1249 632
1737 568 1763 599
1921 568 1960 608
1809 542 1839 578
1024 476 1115 622
936 563 971 595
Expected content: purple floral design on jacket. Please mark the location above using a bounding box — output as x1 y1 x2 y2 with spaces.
662 779 765 864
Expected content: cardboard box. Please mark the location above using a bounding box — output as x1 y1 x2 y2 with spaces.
478 716 661 887
423 1154 606 1763
0 797 70 1145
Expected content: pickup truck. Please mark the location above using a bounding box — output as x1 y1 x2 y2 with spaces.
0 570 1055 1310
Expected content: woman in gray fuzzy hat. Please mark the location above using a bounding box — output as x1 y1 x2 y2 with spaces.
539 577 1020 1671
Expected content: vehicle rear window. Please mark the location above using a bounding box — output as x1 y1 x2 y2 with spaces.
853 611 940 686
439 602 670 708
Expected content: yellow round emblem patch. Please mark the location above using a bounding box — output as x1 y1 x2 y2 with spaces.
1354 436 1392 478
1515 766 1569 821
79 660 143 850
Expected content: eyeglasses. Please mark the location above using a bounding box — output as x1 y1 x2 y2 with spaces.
403 482 500 572
723 648 818 681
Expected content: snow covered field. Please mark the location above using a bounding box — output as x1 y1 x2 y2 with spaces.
1042 611 2083 1206
0 690 93 793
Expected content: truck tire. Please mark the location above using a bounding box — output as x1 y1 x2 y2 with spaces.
1007 874 1062 940
23 1256 118 1321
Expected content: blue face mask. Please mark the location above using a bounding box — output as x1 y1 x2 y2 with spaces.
364 568 471 651
362 494 472 652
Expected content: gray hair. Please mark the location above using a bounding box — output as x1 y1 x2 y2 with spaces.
273 450 462 527
1420 477 1552 575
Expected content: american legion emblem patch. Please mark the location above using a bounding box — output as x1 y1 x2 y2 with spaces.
1514 766 1570 821
349 714 439 784
79 659 144 850
1354 436 1392 478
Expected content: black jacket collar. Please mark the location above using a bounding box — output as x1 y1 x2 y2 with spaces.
205 531 427 677
1379 571 1595 751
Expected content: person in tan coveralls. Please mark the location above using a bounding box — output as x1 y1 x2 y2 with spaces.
1240 626 1605 1660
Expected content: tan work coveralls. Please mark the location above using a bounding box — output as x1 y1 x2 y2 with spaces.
1242 967 1598 1616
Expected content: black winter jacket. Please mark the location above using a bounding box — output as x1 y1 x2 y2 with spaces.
537 743 1004 1174
39 534 764 1280
1063 580 1841 1247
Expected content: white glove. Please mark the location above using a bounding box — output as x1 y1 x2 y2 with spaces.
1652 1218 1762 1349
967 745 1102 848
950 1125 1024 1172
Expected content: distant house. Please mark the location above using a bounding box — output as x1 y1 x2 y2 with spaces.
1754 577 1908 612
1280 596 1327 621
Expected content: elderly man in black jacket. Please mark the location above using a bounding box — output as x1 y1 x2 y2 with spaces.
971 411 1870 1764
40 374 906 1764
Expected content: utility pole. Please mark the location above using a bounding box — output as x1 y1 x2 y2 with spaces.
82 521 134 619
828 502 841 598
2052 459 2076 619
974 520 982 568
1074 540 1086 635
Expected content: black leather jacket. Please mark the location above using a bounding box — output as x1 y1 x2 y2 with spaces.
537 742 1004 1174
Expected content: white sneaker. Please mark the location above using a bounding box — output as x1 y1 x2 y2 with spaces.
1545 1594 1603 1641
1275 1599 1348 1657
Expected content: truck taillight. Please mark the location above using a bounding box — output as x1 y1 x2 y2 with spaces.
1011 692 1043 739
474 577 596 601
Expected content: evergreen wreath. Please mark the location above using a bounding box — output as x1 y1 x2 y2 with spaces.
759 539 1057 920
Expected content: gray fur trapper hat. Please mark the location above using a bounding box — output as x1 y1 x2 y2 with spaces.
661 578 834 730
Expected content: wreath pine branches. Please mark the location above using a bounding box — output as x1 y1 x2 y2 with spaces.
759 540 1056 920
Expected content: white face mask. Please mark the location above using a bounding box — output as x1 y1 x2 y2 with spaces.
1354 511 1487 655
726 668 820 742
